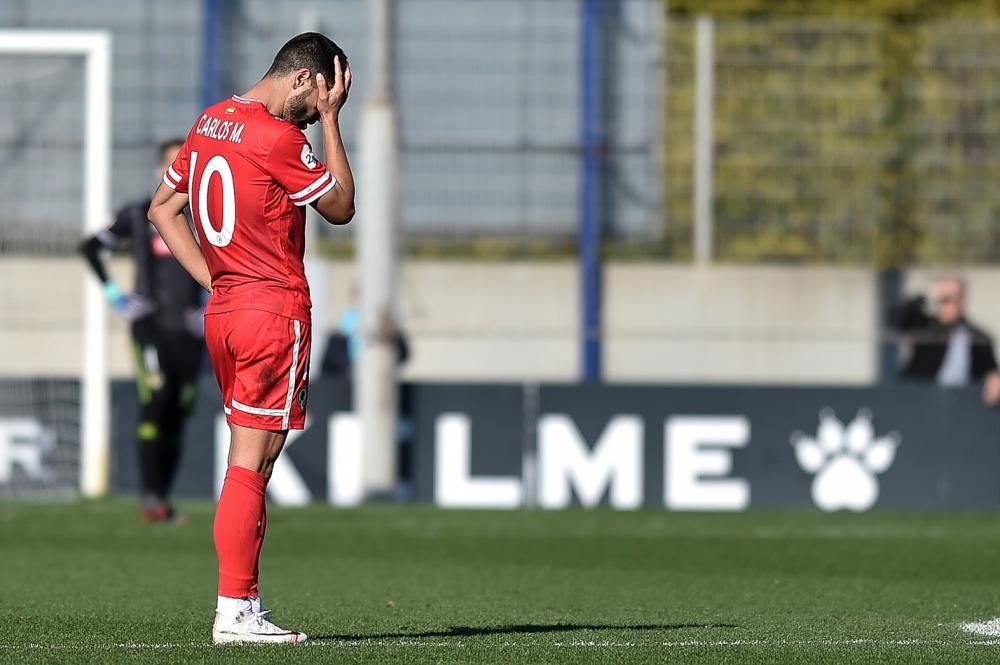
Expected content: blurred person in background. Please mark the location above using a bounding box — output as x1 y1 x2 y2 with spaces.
321 283 413 498
322 282 410 377
890 274 1000 405
319 283 360 378
79 139 205 523
336 282 362 366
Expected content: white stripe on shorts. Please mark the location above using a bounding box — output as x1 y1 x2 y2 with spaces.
231 399 287 418
281 321 302 430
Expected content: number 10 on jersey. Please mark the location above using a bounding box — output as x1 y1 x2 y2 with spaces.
191 151 236 247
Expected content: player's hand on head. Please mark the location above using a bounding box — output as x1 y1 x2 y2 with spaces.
316 56 351 121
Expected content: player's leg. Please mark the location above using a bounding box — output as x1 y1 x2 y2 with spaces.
252 501 267 598
212 425 307 644
130 321 174 521
156 332 203 509
214 424 283 597
154 340 183 511
156 425 182 508
238 316 310 606
226 423 276 602
203 311 288 642
210 311 310 644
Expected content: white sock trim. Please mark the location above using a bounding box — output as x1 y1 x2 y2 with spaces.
216 595 252 616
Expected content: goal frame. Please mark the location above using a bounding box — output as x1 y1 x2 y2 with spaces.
0 31 112 497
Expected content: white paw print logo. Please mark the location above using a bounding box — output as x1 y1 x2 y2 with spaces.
791 409 900 512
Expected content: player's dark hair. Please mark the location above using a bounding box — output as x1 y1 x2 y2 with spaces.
158 138 184 159
265 32 347 85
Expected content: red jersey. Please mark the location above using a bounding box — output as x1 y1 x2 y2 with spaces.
163 95 335 321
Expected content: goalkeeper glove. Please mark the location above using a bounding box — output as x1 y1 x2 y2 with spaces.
103 282 155 322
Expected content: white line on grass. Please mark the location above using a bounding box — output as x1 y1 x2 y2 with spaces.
1 638 997 650
659 639 947 647
0 643 204 651
961 618 1000 637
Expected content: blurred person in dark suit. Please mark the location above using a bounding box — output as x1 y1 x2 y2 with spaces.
891 274 1000 405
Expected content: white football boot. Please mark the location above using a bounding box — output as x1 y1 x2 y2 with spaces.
212 597 307 645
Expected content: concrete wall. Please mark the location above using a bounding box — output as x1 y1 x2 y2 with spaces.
1 258 888 384
605 265 877 384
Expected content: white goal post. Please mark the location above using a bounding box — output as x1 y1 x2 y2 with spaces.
0 31 112 497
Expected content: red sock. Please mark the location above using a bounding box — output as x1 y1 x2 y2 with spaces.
249 501 267 597
214 466 267 598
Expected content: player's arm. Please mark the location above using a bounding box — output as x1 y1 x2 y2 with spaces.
79 209 141 312
147 184 212 292
312 56 355 225
79 215 125 287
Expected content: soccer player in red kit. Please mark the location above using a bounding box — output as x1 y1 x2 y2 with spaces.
147 33 355 644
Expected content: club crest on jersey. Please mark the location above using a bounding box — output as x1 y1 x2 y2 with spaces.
300 144 318 169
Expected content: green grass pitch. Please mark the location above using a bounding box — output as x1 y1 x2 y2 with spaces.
3 500 1000 664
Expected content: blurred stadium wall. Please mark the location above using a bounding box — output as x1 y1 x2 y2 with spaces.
5 0 1000 385
2 259 877 383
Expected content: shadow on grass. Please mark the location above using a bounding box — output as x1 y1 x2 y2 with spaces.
312 622 739 642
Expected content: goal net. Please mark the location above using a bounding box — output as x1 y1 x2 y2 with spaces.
0 31 111 498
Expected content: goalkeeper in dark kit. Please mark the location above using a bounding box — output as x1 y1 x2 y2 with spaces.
80 139 204 522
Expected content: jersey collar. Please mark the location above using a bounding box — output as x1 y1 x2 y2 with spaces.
231 94 265 107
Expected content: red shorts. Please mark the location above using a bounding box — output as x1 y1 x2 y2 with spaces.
205 310 311 431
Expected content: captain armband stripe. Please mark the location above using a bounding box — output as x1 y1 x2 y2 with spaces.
289 171 331 202
294 177 337 207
